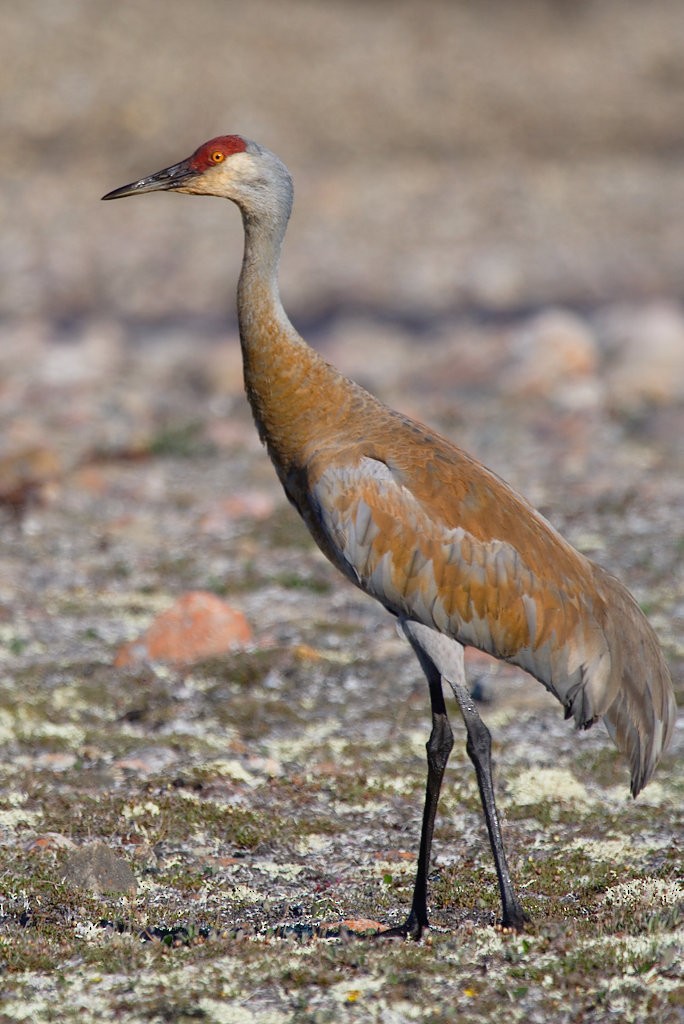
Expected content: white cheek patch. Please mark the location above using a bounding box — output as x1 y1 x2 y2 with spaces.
225 152 254 177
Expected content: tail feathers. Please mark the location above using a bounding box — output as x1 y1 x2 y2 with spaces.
596 569 676 796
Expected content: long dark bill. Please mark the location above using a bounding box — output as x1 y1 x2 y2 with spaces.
102 158 196 201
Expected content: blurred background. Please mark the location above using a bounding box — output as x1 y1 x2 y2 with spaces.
3 0 684 323
0 5 682 1005
1 0 683 667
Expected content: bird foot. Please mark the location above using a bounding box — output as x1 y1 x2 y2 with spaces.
496 903 529 934
373 910 428 942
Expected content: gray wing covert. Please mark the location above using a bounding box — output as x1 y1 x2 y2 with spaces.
309 455 613 730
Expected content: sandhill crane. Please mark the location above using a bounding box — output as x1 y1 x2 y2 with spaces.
103 136 676 937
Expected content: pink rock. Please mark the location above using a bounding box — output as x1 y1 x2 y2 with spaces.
507 309 601 409
115 591 252 667
600 302 684 411
199 491 276 532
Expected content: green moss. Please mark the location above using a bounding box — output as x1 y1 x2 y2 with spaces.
194 647 289 688
430 863 504 923
249 510 316 551
148 421 213 458
31 785 274 852
573 745 626 789
272 571 332 594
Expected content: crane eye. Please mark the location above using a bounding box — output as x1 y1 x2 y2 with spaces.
210 151 225 164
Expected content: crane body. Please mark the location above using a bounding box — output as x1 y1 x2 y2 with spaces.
103 136 676 936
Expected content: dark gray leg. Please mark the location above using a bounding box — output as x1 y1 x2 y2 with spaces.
378 621 526 936
379 632 453 939
448 680 527 930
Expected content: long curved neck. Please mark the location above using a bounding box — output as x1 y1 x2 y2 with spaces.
237 207 294 350
236 202 348 485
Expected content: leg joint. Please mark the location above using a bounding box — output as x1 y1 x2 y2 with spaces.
465 715 491 765
426 712 454 772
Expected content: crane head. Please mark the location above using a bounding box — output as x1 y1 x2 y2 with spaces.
102 135 292 218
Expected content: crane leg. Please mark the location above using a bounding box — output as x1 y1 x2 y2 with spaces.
377 620 526 937
378 630 454 940
447 679 528 930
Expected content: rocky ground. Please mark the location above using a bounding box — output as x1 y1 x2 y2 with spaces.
0 2 682 1023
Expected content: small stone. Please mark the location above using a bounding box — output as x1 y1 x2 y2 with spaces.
507 309 601 409
62 842 137 894
25 833 76 853
199 491 276 532
599 301 684 411
372 849 415 862
338 918 387 935
0 446 62 515
317 918 386 938
114 591 252 667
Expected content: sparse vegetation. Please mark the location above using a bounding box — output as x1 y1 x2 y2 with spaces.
1 606 681 1022
2 3 683 1019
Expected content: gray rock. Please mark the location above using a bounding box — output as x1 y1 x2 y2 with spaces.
62 843 137 895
